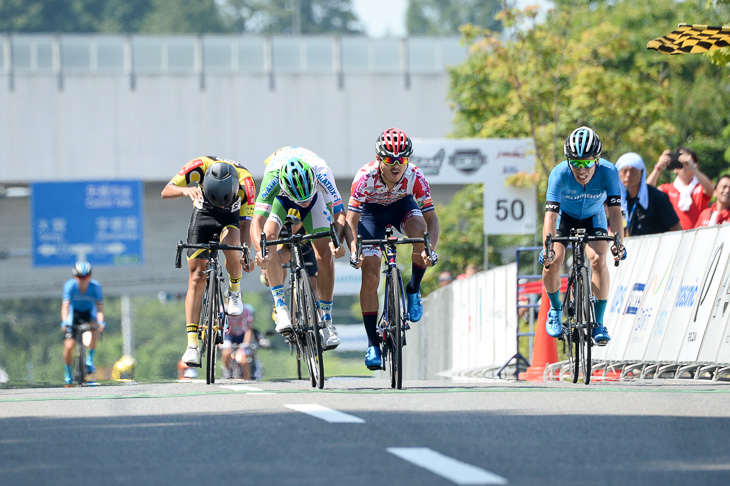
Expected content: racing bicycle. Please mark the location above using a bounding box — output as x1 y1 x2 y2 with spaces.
356 226 435 389
71 321 100 386
261 215 339 389
175 238 250 384
544 229 622 384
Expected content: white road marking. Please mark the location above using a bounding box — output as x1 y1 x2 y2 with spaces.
219 384 264 392
285 404 365 423
387 447 508 485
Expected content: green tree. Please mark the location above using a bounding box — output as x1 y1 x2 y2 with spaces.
226 0 362 34
449 0 730 199
406 0 503 35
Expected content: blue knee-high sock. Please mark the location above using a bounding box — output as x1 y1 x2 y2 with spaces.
363 312 379 347
547 291 562 310
407 263 427 294
595 299 608 325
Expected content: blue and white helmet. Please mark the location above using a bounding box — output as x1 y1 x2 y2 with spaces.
564 126 602 159
72 261 92 277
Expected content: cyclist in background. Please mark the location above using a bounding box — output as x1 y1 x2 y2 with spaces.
345 127 440 370
221 303 256 379
251 146 346 350
162 157 256 366
540 127 626 345
61 261 105 385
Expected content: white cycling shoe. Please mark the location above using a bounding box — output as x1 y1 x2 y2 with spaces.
320 317 341 351
227 291 243 316
275 305 293 335
182 345 200 366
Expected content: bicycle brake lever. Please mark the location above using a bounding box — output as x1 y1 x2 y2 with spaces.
175 241 183 268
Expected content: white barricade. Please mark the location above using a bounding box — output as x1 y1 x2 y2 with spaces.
410 227 730 381
408 263 517 379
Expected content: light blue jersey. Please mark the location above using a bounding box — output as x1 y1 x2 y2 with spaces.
545 158 622 220
62 279 103 320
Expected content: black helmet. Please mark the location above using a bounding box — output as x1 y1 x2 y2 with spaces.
72 261 92 277
564 126 602 159
203 162 239 208
375 127 413 158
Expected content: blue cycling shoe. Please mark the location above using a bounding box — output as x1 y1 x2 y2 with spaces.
546 308 563 337
64 367 73 385
365 346 382 370
592 325 611 346
85 358 95 375
407 290 423 322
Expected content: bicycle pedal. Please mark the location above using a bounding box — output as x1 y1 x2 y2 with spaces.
594 339 609 347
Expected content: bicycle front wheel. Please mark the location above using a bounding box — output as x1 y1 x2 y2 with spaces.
204 275 219 385
563 276 580 384
388 268 404 389
576 267 592 385
74 340 86 385
299 269 324 389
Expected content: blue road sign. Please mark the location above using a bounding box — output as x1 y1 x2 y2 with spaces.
31 180 144 267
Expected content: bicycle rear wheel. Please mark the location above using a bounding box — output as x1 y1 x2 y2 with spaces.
577 267 593 385
388 268 404 389
299 270 324 389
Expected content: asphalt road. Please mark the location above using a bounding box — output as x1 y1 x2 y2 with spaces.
2 377 730 486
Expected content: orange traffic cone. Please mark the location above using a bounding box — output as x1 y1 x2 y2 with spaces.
519 288 558 381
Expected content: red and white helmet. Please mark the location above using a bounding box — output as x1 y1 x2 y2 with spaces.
375 127 413 158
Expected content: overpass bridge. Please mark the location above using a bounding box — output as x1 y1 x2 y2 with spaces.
0 34 467 298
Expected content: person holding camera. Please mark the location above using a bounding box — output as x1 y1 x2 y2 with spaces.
646 148 714 229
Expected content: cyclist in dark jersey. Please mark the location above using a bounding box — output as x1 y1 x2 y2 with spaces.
162 157 256 366
540 127 626 345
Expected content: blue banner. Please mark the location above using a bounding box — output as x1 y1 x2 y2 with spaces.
31 180 144 267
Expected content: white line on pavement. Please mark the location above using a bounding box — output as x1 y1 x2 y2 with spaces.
285 404 365 423
387 447 508 485
219 385 264 392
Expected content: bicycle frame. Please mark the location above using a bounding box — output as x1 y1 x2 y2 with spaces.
72 321 99 385
356 226 433 389
262 216 339 389
175 239 250 384
545 229 621 384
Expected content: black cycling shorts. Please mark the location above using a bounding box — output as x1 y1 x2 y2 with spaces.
186 206 238 259
556 212 608 238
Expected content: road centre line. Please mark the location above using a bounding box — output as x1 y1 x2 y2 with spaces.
387 447 508 485
285 404 365 423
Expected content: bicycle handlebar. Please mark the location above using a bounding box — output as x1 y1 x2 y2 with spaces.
356 231 434 264
260 221 340 259
544 232 622 269
175 241 250 268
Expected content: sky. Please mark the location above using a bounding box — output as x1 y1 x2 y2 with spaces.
352 0 407 38
351 0 553 38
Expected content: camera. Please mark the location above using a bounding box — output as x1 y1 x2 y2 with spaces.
667 151 683 170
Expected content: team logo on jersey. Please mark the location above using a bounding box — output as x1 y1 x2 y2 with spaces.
448 149 487 174
260 178 280 200
410 148 445 176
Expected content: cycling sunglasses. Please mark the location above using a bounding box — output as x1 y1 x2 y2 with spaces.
569 158 597 169
380 156 409 166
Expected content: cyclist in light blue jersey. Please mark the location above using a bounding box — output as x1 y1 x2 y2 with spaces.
540 127 626 345
61 261 105 384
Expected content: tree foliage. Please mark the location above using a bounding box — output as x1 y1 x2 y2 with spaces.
449 0 730 199
406 0 503 35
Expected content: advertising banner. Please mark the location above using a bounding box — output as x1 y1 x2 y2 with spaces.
411 138 537 235
622 232 682 362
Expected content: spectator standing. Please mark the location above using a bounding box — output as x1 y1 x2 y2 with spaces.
646 148 713 229
457 264 479 280
615 152 681 236
438 271 455 287
695 175 730 227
